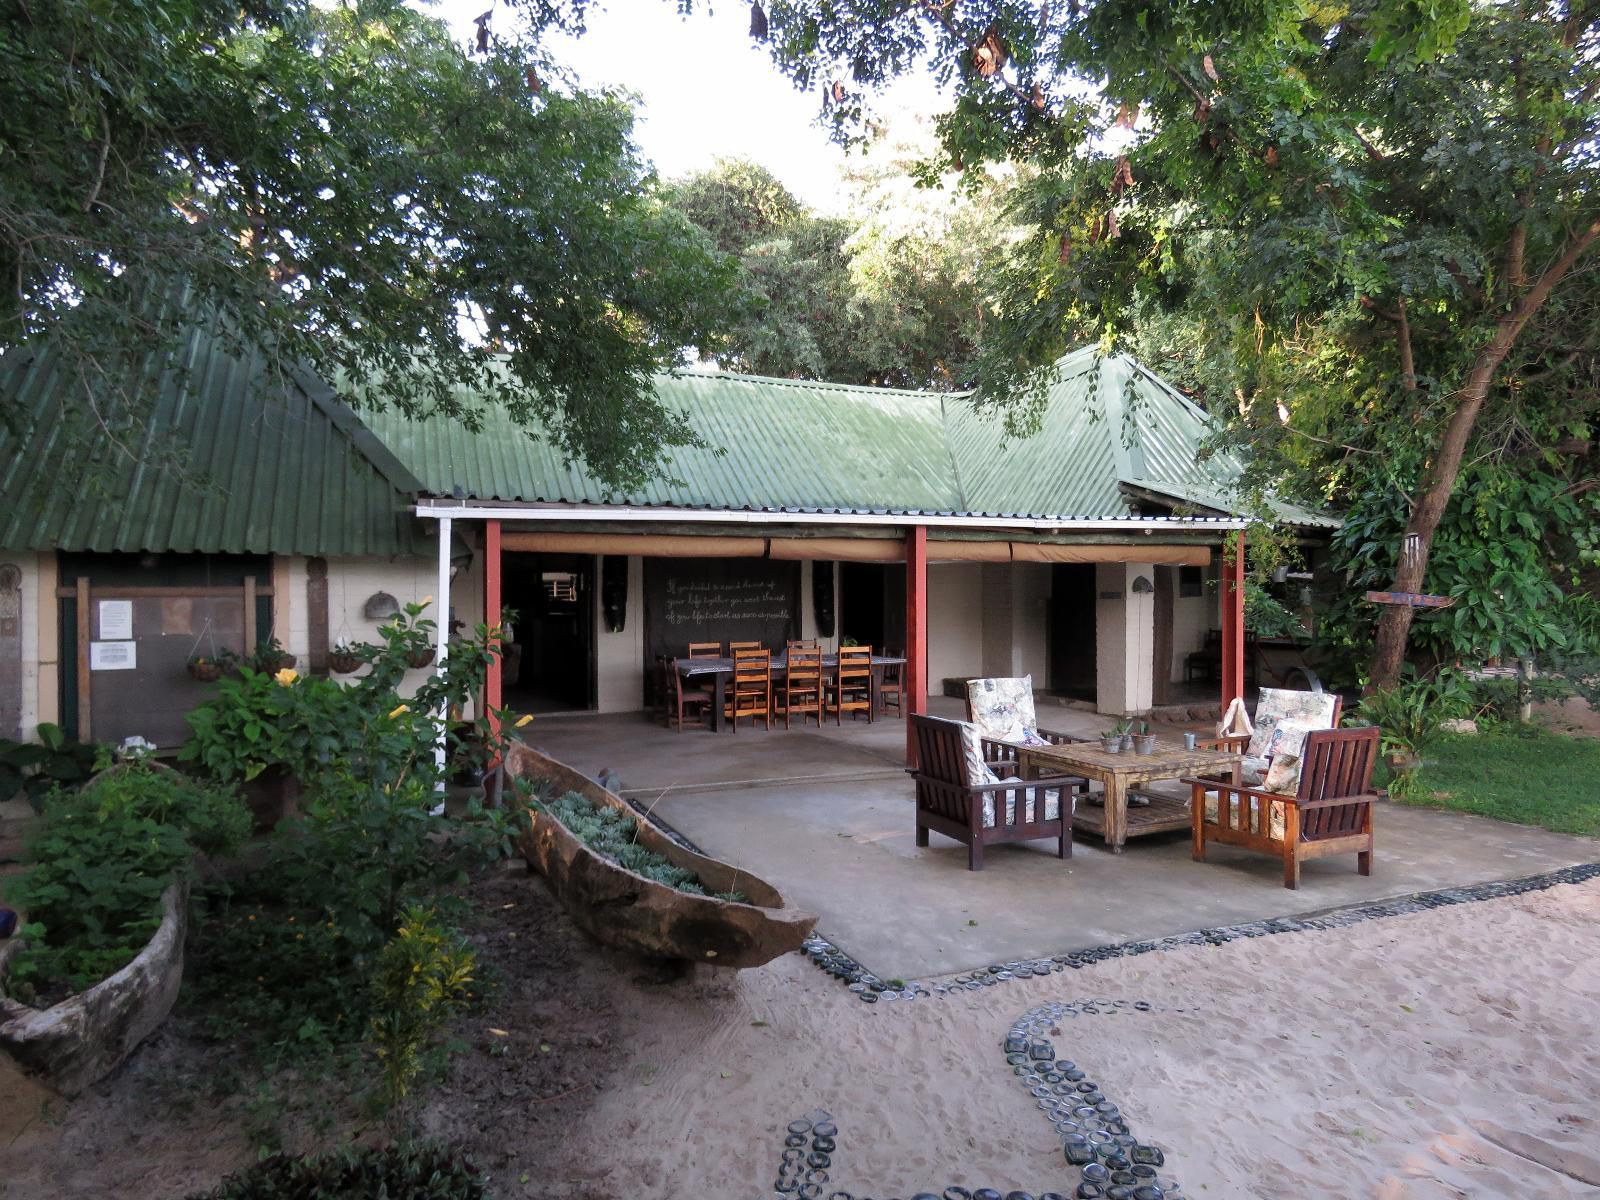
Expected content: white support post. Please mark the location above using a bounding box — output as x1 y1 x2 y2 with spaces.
434 515 452 795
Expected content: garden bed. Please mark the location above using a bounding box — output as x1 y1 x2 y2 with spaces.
506 743 816 967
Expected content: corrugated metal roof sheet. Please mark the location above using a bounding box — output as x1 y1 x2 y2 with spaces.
366 347 1332 527
0 325 422 557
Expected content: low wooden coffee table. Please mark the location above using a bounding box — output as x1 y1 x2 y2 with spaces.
1018 740 1244 853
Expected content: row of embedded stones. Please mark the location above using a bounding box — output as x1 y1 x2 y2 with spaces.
1006 1001 1180 1200
802 860 1600 1001
761 1004 1171 1200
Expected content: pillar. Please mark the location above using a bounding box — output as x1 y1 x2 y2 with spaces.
1220 532 1246 713
1094 563 1157 715
905 524 928 767
485 519 502 735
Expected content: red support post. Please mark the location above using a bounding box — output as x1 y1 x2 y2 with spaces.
1220 531 1246 715
905 524 928 767
485 519 503 739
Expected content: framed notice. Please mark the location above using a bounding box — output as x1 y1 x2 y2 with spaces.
89 641 137 671
98 599 134 640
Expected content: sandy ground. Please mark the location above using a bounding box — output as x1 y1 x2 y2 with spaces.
545 878 1600 1200
4 874 1598 1199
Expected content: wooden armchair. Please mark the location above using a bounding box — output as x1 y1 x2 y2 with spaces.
1199 687 1343 787
910 715 1072 871
1185 726 1380 889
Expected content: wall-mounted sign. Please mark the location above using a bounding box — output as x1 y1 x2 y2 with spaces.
90 641 137 671
99 599 134 640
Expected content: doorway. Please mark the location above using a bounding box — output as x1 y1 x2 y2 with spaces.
840 562 906 653
502 552 596 713
1046 563 1097 701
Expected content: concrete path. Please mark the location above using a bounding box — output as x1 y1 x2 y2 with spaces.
524 707 1600 981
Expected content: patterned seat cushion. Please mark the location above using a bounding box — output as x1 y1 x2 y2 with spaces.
965 676 1051 746
958 720 1070 829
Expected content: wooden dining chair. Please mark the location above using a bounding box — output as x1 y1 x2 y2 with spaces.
667 658 715 732
878 648 904 718
774 644 823 729
786 638 819 651
687 642 722 660
827 645 874 724
727 641 762 654
726 647 772 731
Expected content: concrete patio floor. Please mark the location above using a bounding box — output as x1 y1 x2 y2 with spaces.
521 703 1600 982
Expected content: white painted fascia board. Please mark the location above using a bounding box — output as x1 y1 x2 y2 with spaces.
411 499 1254 533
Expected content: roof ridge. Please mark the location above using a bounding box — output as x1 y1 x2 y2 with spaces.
660 366 971 401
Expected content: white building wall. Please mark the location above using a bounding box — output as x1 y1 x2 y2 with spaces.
1095 562 1157 715
928 562 984 689
595 555 645 713
1013 564 1051 684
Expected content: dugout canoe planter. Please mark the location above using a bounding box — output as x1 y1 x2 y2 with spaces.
506 744 816 968
0 881 187 1096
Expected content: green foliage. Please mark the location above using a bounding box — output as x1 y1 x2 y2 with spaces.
3 0 737 488
1398 728 1600 838
187 602 513 1054
540 790 745 902
2 762 248 1000
0 723 98 814
367 908 477 1112
1348 671 1476 760
188 1141 489 1200
663 142 1013 389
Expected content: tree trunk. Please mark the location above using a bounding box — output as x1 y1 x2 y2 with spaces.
1368 220 1600 689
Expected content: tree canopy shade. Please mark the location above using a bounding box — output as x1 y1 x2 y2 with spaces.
1 0 737 489
724 0 1600 687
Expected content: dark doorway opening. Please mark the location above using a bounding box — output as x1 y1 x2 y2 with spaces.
502 552 595 713
840 563 906 653
1046 563 1097 701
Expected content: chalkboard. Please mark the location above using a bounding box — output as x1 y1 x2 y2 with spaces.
644 558 800 663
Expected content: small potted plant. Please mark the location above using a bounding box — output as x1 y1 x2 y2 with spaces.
405 644 436 669
1133 720 1157 756
328 638 364 675
1101 720 1129 753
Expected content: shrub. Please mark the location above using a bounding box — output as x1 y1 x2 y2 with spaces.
368 907 477 1110
0 723 99 813
2 761 248 1000
189 1142 489 1200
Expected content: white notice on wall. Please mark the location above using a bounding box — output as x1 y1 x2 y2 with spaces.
98 599 134 640
89 641 137 671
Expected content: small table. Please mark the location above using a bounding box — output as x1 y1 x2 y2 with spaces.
1018 740 1243 853
678 654 906 732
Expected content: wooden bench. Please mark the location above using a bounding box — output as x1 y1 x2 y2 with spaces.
910 715 1072 871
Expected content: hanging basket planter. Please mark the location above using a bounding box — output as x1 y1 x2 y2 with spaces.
187 657 224 683
327 650 363 675
256 649 297 674
406 646 436 669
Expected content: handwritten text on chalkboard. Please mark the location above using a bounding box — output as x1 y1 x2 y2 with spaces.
662 578 792 626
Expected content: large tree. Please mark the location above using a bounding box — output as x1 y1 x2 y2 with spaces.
664 144 1011 388
1 0 735 487
718 0 1600 687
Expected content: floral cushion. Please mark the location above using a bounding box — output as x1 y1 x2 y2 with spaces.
959 722 1000 787
981 786 1068 829
1262 752 1303 796
1244 688 1338 759
966 676 1046 745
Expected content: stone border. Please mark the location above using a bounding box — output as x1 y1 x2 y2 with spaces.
628 796 1600 1002
801 861 1600 1001
764 1000 1185 1199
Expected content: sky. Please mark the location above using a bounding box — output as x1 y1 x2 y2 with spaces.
431 1 945 212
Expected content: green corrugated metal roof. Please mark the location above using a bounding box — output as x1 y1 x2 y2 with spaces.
0 323 423 557
366 347 1331 527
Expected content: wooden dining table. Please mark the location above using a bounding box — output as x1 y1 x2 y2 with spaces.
676 653 906 732
1018 739 1243 853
